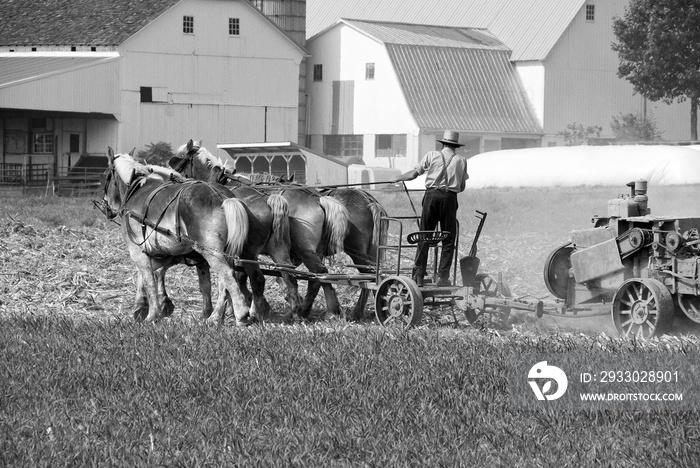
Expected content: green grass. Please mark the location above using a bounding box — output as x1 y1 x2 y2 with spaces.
1 316 699 467
3 187 700 465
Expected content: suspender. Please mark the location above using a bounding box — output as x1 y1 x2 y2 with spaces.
434 150 455 190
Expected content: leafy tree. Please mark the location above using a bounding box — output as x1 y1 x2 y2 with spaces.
610 112 663 142
558 122 602 146
136 141 174 167
612 0 700 140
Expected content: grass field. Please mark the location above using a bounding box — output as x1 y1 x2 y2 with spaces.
2 185 700 466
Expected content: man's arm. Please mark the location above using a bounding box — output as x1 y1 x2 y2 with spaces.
390 169 420 183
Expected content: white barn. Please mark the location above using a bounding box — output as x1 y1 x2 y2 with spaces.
0 0 306 190
305 19 543 173
305 0 693 169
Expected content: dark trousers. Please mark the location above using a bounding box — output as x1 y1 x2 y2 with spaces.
412 189 458 281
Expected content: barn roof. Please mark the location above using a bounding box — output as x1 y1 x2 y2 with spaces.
0 0 306 54
0 0 182 46
308 0 586 61
333 20 542 134
0 52 118 88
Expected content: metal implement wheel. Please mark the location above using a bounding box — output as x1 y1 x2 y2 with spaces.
374 276 423 329
677 294 700 324
544 243 573 299
612 278 674 339
464 273 512 325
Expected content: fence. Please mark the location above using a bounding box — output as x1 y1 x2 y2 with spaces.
0 162 104 196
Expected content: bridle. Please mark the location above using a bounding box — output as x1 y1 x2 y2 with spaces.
93 162 120 220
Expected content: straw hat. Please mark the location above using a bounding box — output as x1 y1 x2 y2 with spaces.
437 130 464 147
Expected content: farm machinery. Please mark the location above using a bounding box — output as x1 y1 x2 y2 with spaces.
544 179 700 338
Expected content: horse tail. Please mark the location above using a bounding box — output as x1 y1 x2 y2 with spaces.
222 198 249 262
266 193 289 244
369 200 388 263
319 196 349 256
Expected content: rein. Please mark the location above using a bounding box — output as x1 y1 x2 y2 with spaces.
125 180 199 248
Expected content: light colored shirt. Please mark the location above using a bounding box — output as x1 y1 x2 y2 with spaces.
413 148 469 193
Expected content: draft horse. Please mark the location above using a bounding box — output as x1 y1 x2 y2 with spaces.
101 147 252 325
170 140 349 319
264 175 388 320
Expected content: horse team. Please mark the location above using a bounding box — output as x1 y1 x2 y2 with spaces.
100 141 388 325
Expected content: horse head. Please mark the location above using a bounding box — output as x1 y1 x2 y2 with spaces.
99 147 145 219
172 140 235 185
170 139 204 179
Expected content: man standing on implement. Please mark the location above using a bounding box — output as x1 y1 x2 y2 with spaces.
390 130 469 287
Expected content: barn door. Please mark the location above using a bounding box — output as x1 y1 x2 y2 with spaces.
331 80 354 134
61 132 81 175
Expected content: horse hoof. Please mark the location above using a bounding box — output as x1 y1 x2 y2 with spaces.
133 308 148 322
162 298 175 317
236 317 253 327
298 308 312 320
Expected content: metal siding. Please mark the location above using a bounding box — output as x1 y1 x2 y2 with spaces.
0 58 119 114
343 20 508 50
387 45 541 134
308 0 585 61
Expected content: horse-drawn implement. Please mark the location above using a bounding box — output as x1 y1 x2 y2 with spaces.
98 144 699 338
543 179 700 339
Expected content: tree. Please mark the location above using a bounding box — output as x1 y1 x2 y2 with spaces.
558 122 602 146
136 141 174 167
610 112 663 142
612 0 700 140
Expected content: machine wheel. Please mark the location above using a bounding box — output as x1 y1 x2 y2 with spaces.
374 276 423 329
464 273 512 325
677 294 700 324
611 278 674 339
544 243 573 300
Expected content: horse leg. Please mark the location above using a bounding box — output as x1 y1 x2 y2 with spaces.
267 249 302 321
133 273 149 321
235 270 253 306
126 244 164 322
243 263 270 321
196 261 213 320
347 257 374 322
205 254 250 326
276 273 299 322
297 250 341 319
155 264 175 317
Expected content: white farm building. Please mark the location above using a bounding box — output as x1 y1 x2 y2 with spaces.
305 0 695 172
0 0 307 192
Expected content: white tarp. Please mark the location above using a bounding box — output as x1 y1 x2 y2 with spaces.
463 145 700 188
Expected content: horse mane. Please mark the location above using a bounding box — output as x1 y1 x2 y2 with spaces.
113 153 146 184
112 153 174 186
176 141 231 173
147 164 187 183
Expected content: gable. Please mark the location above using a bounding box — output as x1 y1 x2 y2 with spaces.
308 0 587 61
387 44 542 134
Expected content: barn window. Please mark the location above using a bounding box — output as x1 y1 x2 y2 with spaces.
313 64 323 82
140 87 153 103
69 134 80 153
365 63 375 80
585 4 595 22
32 133 53 154
229 18 240 36
323 135 362 158
183 15 194 34
375 134 406 157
